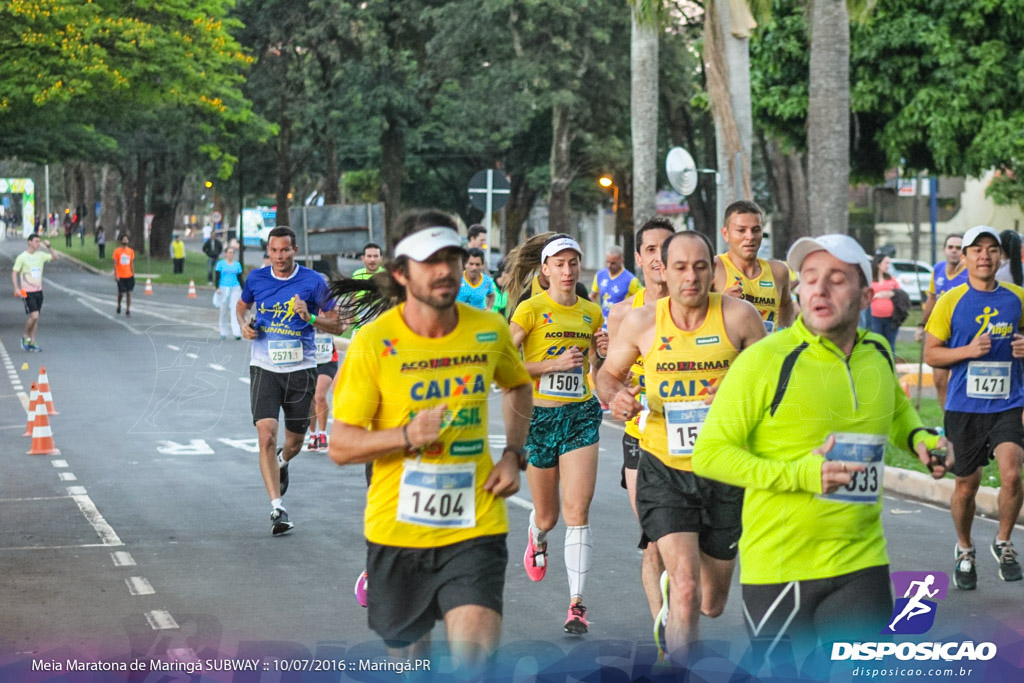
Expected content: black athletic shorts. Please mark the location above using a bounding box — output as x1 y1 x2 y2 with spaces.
23 290 43 314
635 450 742 560
249 365 316 434
316 360 338 379
945 408 1024 477
620 433 642 489
366 534 508 648
742 565 892 666
117 276 136 293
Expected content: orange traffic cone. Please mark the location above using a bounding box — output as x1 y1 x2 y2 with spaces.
36 366 58 415
187 280 197 298
23 384 39 437
144 278 153 295
27 398 60 455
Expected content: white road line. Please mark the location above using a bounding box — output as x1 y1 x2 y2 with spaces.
167 345 181 351
507 495 534 511
125 577 156 596
185 353 198 359
68 489 124 547
238 377 250 385
0 423 27 430
17 391 28 412
44 278 218 331
207 363 228 372
145 610 179 630
58 472 77 481
51 459 68 468
75 297 143 335
111 551 136 567
601 419 626 432
3 543 128 551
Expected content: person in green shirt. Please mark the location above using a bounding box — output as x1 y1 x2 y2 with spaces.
11 233 58 352
692 234 950 669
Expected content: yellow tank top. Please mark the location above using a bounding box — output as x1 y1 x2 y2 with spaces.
510 291 603 403
641 294 738 470
720 253 781 332
624 288 648 439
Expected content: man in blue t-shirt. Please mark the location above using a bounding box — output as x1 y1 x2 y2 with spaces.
924 225 1024 590
590 245 639 322
456 247 495 310
237 226 343 536
917 233 968 410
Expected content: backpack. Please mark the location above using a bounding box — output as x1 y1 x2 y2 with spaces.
891 288 911 326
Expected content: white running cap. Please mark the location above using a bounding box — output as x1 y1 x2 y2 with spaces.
394 227 466 262
962 225 1000 248
787 234 872 286
541 236 583 262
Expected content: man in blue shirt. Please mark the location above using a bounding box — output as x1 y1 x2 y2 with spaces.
917 233 968 410
590 246 640 322
237 226 343 535
925 225 1024 589
456 247 495 310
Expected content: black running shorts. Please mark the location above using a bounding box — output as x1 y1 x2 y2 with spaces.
945 408 1024 477
117 276 136 293
23 291 43 314
316 360 338 379
249 365 316 434
635 450 742 560
366 534 508 648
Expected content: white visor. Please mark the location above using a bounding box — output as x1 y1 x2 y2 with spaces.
394 227 466 262
787 234 872 286
541 237 583 262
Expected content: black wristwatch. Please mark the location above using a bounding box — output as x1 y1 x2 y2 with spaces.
503 445 527 471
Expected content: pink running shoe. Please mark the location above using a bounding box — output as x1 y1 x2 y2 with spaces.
564 603 589 635
524 527 547 581
318 433 328 451
354 570 368 608
308 433 320 452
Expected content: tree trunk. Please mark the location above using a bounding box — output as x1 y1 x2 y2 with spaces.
505 171 537 254
548 101 574 234
324 136 340 205
380 113 405 249
148 154 185 261
763 137 810 259
99 165 120 234
82 163 97 234
807 0 850 235
617 174 636 272
631 9 658 226
661 86 716 237
125 156 148 255
275 105 292 230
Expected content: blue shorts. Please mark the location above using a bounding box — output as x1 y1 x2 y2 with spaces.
525 397 603 468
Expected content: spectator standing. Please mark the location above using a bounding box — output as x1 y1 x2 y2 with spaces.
203 231 224 284
96 226 106 260
215 245 244 339
171 233 186 274
63 214 72 247
870 253 901 352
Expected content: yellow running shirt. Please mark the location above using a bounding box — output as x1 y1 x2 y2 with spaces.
333 303 531 548
624 288 648 440
719 253 782 332
641 294 739 471
511 291 603 403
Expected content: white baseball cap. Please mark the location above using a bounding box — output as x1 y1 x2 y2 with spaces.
394 227 466 262
962 225 1000 248
787 234 872 286
541 236 583 262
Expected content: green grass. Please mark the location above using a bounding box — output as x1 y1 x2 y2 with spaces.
52 241 258 286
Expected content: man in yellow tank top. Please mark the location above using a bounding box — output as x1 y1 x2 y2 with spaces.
713 200 795 332
597 231 765 663
604 217 675 624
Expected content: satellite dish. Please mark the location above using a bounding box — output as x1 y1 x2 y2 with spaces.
666 147 699 197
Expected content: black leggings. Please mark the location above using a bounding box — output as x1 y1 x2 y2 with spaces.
742 565 893 670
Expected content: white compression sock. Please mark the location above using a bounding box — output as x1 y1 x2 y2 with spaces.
271 498 284 510
565 525 592 600
529 509 548 546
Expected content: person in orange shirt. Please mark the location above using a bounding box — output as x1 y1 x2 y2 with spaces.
112 233 136 317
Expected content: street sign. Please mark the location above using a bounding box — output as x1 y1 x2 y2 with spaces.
897 179 917 197
468 170 511 212
211 210 223 224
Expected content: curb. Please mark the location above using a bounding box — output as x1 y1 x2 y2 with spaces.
56 251 104 276
884 467 1023 524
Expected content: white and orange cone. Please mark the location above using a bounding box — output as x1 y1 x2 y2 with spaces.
144 278 153 295
23 383 39 437
36 366 58 415
187 280 197 298
27 398 60 455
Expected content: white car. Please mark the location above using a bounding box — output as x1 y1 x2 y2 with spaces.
889 259 932 304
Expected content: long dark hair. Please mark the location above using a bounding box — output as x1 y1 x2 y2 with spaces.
328 209 459 327
1000 230 1023 286
872 253 892 282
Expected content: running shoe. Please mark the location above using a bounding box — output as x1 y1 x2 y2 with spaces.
524 526 547 581
270 507 293 535
318 433 328 451
20 337 29 351
308 433 320 452
991 539 1023 582
354 570 368 608
954 545 977 590
277 448 289 496
116 305 121 314
27 342 41 352
654 570 669 660
563 603 589 635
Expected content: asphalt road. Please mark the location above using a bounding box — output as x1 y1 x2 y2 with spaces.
0 240 1021 682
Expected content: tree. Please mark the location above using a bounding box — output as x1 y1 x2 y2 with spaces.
630 1 663 225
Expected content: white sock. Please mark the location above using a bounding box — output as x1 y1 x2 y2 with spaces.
278 452 288 468
271 498 284 510
565 525 592 600
529 509 547 546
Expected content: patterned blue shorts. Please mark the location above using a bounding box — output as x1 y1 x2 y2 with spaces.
525 397 603 468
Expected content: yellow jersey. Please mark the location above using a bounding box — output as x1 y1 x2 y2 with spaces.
720 253 782 332
624 288 648 440
641 294 739 470
511 291 603 403
333 303 531 548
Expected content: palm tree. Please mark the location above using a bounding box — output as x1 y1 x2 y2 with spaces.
630 1 661 225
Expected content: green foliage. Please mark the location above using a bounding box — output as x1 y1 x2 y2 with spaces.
343 170 382 204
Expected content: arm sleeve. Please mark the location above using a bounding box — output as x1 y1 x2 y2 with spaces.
332 331 381 427
240 277 255 304
12 254 23 273
692 349 825 494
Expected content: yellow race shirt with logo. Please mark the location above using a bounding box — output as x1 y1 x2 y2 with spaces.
624 288 648 440
720 253 781 332
511 291 603 403
333 303 531 548
641 294 738 470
